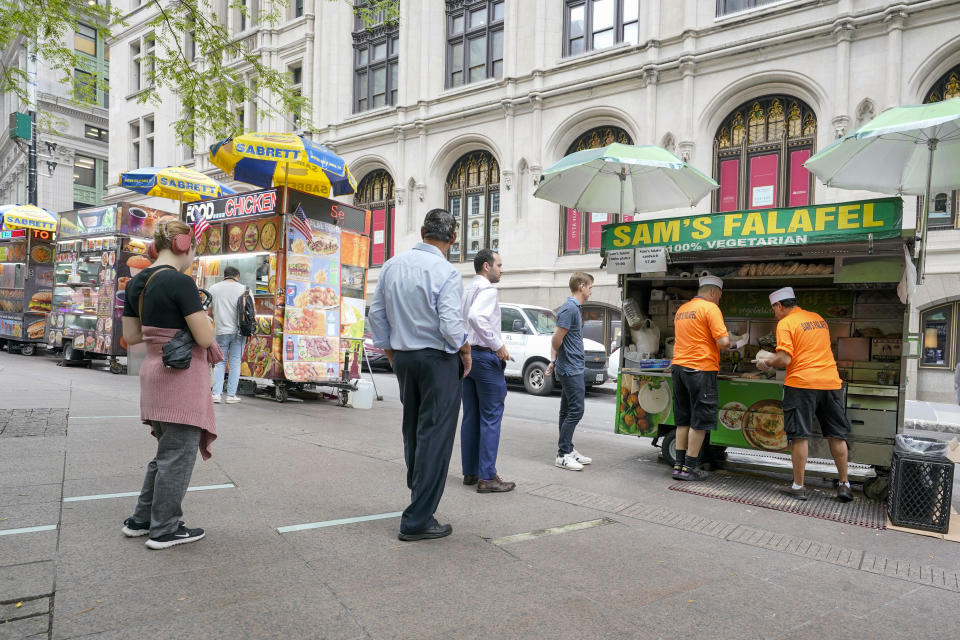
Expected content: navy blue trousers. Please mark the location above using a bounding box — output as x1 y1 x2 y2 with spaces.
394 349 461 534
460 349 507 480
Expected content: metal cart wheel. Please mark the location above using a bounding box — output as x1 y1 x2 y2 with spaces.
273 382 288 403
19 343 35 356
338 388 350 407
109 358 124 375
863 471 890 501
659 429 677 466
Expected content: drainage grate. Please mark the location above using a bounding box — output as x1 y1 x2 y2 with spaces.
0 409 68 438
669 473 887 529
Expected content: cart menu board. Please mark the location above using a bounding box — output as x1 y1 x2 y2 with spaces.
0 232 54 341
282 218 341 382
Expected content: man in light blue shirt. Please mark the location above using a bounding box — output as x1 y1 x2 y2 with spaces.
368 209 471 541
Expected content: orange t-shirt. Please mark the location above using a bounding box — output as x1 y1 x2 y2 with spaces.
776 307 842 390
671 297 728 372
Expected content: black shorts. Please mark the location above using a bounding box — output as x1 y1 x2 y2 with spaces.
782 386 850 442
671 367 718 431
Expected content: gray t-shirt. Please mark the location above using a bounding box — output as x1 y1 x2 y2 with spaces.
555 296 584 376
208 278 247 335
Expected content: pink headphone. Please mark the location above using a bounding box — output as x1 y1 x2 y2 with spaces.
146 230 194 259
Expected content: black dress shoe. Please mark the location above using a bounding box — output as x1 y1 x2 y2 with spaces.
398 522 453 541
463 475 478 486
477 475 516 493
780 486 809 501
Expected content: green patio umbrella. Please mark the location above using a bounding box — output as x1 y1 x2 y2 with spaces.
804 98 960 279
533 143 718 217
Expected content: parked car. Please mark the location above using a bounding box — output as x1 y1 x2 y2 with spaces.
501 303 607 396
362 330 391 371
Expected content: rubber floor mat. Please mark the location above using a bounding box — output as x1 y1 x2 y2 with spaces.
669 473 887 529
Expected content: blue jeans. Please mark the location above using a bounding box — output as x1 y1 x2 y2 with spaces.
212 333 245 397
556 373 585 456
460 349 507 480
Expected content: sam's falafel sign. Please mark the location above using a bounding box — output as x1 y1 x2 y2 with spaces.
601 197 903 254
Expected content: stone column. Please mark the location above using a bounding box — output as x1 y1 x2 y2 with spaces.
883 7 908 109
832 19 855 138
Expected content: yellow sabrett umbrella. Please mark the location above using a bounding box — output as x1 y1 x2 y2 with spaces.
0 204 58 233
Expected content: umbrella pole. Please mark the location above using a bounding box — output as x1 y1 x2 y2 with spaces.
619 168 626 221
918 139 937 284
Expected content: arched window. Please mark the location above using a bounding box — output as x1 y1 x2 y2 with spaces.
713 95 817 212
446 150 500 262
355 169 395 267
561 125 633 255
923 64 960 229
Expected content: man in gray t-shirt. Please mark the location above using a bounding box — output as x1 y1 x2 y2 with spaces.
208 266 248 403
546 272 594 471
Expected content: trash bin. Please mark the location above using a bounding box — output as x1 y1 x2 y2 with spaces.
887 435 954 533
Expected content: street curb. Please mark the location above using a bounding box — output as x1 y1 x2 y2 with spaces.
590 386 617 397
903 419 960 436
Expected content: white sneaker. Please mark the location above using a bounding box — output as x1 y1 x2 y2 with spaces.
225 396 241 404
555 453 584 471
571 450 592 465
211 395 222 403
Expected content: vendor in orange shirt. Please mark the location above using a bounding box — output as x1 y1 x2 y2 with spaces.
671 275 738 481
756 287 853 502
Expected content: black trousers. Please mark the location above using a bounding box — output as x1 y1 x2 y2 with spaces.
393 348 462 533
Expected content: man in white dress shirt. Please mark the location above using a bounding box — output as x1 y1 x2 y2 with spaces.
460 249 515 493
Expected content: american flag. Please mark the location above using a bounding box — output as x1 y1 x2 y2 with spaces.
193 214 210 238
290 203 313 240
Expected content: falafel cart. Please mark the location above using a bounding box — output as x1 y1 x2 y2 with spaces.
0 205 57 356
48 203 165 372
183 188 371 403
604 197 915 498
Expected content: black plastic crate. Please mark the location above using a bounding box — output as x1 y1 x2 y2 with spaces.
887 451 954 533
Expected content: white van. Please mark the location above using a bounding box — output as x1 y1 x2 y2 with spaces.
499 303 608 396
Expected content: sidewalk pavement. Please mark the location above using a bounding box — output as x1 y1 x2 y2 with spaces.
4 352 960 639
594 382 960 435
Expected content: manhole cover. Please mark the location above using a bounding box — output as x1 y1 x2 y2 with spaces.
0 409 68 438
669 473 887 529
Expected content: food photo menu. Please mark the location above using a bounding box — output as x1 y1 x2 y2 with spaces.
282 218 341 382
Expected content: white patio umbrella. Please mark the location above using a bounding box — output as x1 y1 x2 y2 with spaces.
533 143 718 217
804 98 960 279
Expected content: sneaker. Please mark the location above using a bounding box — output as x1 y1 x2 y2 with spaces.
211 395 222 404
677 465 708 481
121 517 149 537
225 396 241 404
671 464 683 480
836 483 853 503
555 453 584 471
780 486 809 501
571 450 592 465
145 524 205 550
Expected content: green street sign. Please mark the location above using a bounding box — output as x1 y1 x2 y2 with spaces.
8 112 30 141
602 197 903 253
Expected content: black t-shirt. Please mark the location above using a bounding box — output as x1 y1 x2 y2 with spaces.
122 265 204 330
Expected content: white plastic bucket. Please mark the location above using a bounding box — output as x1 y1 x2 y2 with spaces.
350 379 375 409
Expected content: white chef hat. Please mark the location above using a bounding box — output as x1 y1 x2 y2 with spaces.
769 287 796 304
699 275 723 289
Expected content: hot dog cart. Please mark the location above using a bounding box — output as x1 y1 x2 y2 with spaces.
0 227 55 356
183 188 371 402
49 203 165 372
603 197 914 499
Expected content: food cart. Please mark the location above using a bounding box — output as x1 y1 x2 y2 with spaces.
183 188 371 402
49 203 166 372
0 226 55 356
604 197 913 499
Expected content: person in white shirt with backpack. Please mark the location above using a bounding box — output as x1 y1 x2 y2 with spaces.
208 266 253 404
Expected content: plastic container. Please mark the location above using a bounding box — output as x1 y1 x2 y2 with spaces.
895 434 948 457
887 451 954 533
350 379 375 409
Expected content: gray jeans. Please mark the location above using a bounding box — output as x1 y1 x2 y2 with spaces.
132 421 201 537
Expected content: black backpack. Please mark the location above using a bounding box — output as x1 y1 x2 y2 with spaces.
237 288 256 337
